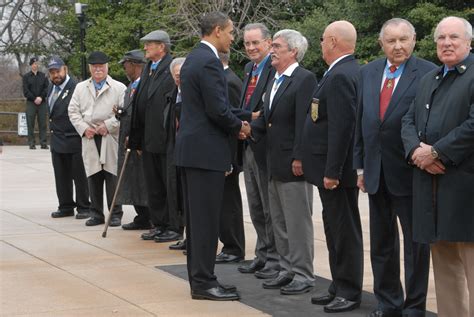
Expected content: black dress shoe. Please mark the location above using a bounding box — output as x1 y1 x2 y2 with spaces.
215 252 244 263
154 230 182 243
109 218 121 227
40 145 49 149
169 239 187 250
75 211 90 219
51 210 74 218
368 309 402 317
122 221 152 230
85 217 105 226
191 286 239 301
311 293 335 305
29 145 36 149
238 259 265 273
255 267 279 279
141 228 162 240
262 274 293 289
219 283 237 292
324 297 360 313
280 280 314 295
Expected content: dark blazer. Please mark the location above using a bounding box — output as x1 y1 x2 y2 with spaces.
302 55 359 188
175 43 242 172
129 54 175 153
251 65 317 182
48 78 81 153
239 57 275 168
353 56 437 196
225 67 243 172
401 53 474 243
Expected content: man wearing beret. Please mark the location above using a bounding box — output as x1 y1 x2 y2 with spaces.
47 56 90 220
69 51 126 227
115 50 151 230
22 57 49 149
128 30 181 243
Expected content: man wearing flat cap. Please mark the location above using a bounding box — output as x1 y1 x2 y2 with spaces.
47 56 90 220
69 51 126 227
128 30 180 242
22 57 49 149
115 49 151 230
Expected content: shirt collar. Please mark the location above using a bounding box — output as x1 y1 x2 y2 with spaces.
201 40 219 59
275 62 299 79
327 54 351 72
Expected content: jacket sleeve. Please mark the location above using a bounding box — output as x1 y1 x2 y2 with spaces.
353 75 364 169
41 74 49 100
68 87 89 137
104 84 124 135
22 74 35 101
401 99 420 161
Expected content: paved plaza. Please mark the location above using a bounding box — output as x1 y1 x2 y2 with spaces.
0 146 437 316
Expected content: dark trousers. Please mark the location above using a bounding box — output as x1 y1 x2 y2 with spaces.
88 170 123 221
142 151 174 231
181 167 225 291
133 205 150 225
26 101 47 146
369 172 430 316
219 170 245 257
51 151 90 212
318 186 363 301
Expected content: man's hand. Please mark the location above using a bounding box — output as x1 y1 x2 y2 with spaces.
251 111 260 121
424 161 446 175
357 174 366 193
34 97 42 105
324 177 340 190
96 122 109 136
292 159 303 176
239 121 251 140
84 127 96 139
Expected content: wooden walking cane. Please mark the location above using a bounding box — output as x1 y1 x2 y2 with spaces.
102 148 131 238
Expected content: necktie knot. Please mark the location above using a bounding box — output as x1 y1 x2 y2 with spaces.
389 65 397 73
252 64 257 72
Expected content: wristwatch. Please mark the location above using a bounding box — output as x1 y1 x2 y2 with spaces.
431 146 439 159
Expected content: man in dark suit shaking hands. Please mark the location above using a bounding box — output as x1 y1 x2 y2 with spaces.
354 19 435 317
175 11 250 301
301 21 363 313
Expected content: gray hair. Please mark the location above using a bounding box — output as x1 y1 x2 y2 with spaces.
273 29 308 62
434 16 473 41
379 18 416 40
170 57 186 72
243 23 271 39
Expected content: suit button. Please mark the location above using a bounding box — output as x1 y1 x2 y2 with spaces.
425 104 430 109
50 130 53 133
418 131 422 137
49 119 52 122
268 123 272 128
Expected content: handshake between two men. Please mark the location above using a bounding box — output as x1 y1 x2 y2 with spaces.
239 121 251 140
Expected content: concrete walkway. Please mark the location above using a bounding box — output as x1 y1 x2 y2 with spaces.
0 146 437 316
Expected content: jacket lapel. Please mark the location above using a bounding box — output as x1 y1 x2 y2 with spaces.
369 60 385 121
147 54 171 99
249 58 273 111
239 63 252 108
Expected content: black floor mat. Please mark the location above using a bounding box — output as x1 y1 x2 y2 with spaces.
157 261 436 317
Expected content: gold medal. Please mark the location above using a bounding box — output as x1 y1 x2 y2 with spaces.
386 79 393 88
311 98 319 122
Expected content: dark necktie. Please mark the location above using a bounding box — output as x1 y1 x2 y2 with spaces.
379 65 397 120
244 64 258 109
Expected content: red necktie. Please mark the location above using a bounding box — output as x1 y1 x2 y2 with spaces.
244 64 258 109
379 65 397 120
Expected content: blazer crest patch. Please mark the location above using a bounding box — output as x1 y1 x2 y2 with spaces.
311 98 319 122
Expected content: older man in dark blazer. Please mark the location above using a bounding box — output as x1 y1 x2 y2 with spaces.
128 30 178 242
354 18 435 317
301 21 362 313
250 29 317 296
175 11 250 301
237 23 279 279
402 17 474 317
47 56 90 219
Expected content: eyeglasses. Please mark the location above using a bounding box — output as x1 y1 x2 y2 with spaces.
244 39 268 47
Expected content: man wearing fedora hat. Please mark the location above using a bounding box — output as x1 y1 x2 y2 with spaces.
128 30 181 242
115 49 152 230
47 56 90 220
22 57 49 149
69 51 126 227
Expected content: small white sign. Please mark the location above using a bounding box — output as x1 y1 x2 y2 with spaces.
18 112 28 136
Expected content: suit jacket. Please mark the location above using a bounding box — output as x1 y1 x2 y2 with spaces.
175 43 242 172
225 67 243 172
401 53 474 243
48 78 81 153
302 55 359 188
239 57 275 168
251 65 317 182
129 54 175 153
353 56 436 195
